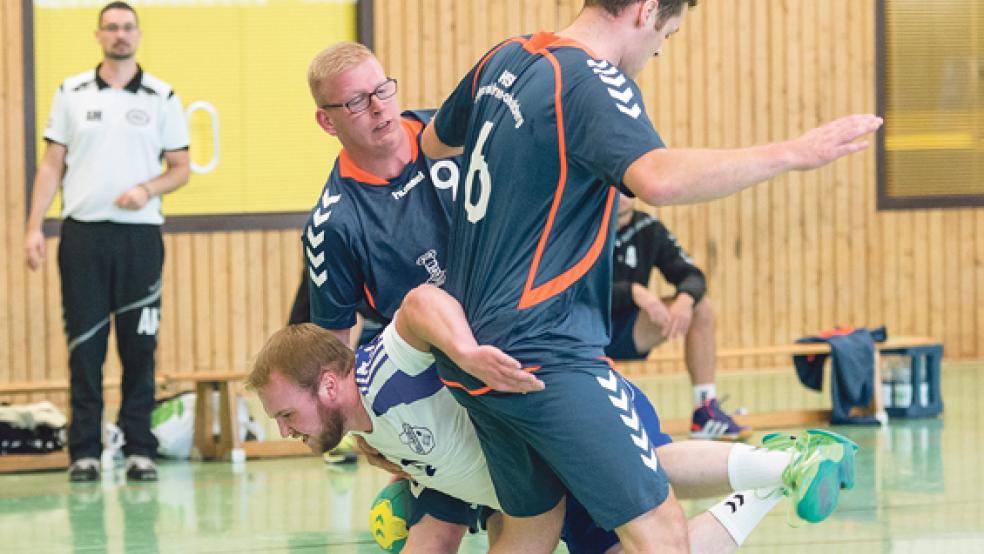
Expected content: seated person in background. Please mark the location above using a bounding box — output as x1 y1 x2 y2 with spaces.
608 193 750 441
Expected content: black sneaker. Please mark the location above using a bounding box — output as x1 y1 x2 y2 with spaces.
124 455 158 482
68 457 100 482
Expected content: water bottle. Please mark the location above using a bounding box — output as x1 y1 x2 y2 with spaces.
893 361 912 408
918 362 930 407
881 357 896 409
101 422 126 470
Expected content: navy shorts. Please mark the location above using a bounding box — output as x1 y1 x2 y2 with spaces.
407 484 492 532
561 378 673 553
605 307 647 360
440 356 671 531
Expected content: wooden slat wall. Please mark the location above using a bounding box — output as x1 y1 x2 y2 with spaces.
2 0 982 403
376 0 983 374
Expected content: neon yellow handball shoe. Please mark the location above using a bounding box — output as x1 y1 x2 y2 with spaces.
761 429 859 525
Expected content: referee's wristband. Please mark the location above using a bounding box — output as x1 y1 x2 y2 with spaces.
139 183 154 199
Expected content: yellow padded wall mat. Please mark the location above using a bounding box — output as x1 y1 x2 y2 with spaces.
33 0 358 218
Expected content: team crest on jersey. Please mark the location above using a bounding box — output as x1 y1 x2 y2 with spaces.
126 109 150 126
399 423 435 455
416 249 446 286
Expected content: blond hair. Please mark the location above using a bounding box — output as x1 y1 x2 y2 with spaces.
307 41 375 106
245 323 354 392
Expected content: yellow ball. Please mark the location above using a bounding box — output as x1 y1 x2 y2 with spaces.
369 480 411 552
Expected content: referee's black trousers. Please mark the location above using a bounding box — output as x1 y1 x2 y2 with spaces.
59 218 163 461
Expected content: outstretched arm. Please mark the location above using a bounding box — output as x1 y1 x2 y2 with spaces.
395 284 544 393
625 114 883 205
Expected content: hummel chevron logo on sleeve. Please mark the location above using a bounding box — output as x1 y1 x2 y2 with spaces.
306 226 324 248
598 73 627 88
586 59 641 120
607 87 634 104
305 247 325 269
309 267 327 287
312 208 331 227
322 191 342 209
616 103 642 119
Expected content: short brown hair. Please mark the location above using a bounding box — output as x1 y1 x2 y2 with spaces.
585 0 697 27
99 2 138 27
307 41 375 106
246 324 354 392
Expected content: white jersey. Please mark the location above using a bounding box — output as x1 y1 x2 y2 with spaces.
351 321 500 510
43 66 189 225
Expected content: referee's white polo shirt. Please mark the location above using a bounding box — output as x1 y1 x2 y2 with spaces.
43 65 190 225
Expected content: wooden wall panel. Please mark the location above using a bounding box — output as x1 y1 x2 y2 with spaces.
0 0 12 398
1 0 982 406
370 0 983 372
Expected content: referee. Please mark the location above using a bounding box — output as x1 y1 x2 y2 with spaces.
24 2 190 482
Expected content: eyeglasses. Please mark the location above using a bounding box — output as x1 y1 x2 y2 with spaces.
100 23 138 33
321 78 398 114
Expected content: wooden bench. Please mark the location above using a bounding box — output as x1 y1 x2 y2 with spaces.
0 372 311 472
0 335 943 471
617 336 943 433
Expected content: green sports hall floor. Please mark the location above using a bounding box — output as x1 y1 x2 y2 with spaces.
2 361 982 553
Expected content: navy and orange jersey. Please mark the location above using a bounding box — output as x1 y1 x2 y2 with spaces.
303 110 462 330
432 32 666 369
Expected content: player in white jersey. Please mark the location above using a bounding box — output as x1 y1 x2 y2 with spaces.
348 322 500 511
247 289 516 551
248 284 858 553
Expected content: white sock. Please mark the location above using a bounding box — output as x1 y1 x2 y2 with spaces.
709 490 783 546
728 442 792 491
694 383 716 406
